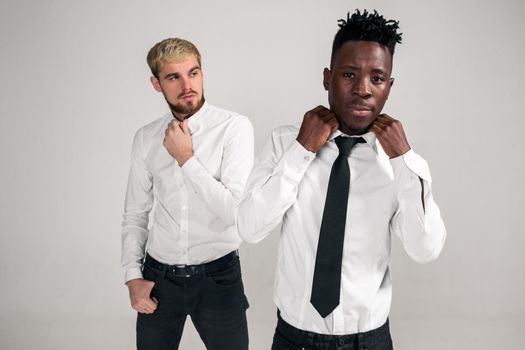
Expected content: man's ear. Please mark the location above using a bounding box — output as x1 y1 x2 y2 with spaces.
150 76 162 92
389 77 395 87
323 68 331 91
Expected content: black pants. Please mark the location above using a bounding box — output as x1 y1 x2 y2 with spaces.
271 312 393 350
136 253 249 350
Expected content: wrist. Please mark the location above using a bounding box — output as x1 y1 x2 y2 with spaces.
177 153 193 167
387 146 411 159
126 278 143 287
296 137 317 153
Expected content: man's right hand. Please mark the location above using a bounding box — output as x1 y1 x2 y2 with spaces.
296 106 339 153
126 278 158 314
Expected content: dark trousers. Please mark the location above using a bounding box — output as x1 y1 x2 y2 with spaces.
271 312 393 350
136 252 249 350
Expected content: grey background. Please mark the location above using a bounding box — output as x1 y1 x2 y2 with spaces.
1 0 524 349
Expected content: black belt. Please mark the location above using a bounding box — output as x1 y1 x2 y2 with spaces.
144 251 238 277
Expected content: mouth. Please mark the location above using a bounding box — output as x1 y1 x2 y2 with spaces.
181 94 196 101
348 105 373 117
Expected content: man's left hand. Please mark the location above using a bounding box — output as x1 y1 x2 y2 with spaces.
369 114 411 158
163 119 193 166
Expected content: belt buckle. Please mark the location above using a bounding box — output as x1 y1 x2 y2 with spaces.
173 264 193 277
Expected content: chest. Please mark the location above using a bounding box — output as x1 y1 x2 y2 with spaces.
146 129 226 190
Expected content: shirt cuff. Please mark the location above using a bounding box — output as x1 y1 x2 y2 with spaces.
390 149 432 184
180 156 202 176
274 140 315 183
124 267 143 284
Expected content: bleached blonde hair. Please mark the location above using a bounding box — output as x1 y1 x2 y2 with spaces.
147 38 201 78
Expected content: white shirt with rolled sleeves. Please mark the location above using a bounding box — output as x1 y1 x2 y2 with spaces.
121 101 254 283
237 123 446 335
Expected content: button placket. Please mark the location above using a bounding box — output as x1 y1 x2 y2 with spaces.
180 182 189 264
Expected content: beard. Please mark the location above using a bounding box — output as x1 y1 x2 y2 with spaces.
164 91 205 120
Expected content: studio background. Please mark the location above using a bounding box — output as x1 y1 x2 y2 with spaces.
1 0 524 349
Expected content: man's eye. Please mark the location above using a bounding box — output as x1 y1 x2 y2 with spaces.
372 76 385 83
168 76 179 80
343 72 355 79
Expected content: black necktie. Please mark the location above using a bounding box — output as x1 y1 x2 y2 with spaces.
310 136 365 318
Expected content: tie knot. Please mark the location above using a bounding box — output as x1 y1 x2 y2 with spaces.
334 136 365 156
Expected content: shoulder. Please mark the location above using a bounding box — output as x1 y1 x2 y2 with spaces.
260 122 302 154
270 122 301 138
207 103 253 132
136 113 170 138
131 113 170 151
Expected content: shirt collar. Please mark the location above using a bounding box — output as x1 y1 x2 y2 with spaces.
167 100 209 134
328 130 379 154
188 100 209 133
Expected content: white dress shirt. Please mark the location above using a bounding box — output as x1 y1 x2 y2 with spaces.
238 123 446 335
122 102 254 283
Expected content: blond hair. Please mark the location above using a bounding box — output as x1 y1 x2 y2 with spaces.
147 38 202 78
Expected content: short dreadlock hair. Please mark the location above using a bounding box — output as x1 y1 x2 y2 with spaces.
330 10 402 68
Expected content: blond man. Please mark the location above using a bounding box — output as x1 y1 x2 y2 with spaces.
121 38 253 350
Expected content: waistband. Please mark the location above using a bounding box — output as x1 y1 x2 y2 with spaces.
144 251 238 277
276 311 390 348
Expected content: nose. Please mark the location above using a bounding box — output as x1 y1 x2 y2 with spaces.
352 78 371 98
181 77 192 92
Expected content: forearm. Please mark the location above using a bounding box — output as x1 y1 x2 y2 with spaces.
181 156 241 226
121 225 148 283
181 115 254 226
122 128 153 282
238 140 315 243
121 193 151 282
390 150 447 263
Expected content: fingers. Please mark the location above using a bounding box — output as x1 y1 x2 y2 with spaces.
327 116 339 133
305 105 329 119
304 105 335 122
371 114 400 134
134 293 158 314
165 119 191 142
321 111 336 122
297 106 340 152
369 114 410 158
311 105 330 114
376 113 393 122
143 296 158 311
181 119 190 134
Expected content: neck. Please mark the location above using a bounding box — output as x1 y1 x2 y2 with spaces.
171 110 190 122
339 124 368 136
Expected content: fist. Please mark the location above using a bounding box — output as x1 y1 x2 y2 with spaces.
297 106 339 152
163 119 193 166
369 114 411 158
127 278 158 314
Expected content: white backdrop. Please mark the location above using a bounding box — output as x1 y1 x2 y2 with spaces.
1 0 524 349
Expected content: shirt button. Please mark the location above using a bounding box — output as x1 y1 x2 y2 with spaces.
181 205 187 211
304 156 309 161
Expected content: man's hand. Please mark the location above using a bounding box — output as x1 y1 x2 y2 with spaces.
369 114 411 158
126 278 158 314
163 119 193 166
297 106 339 152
